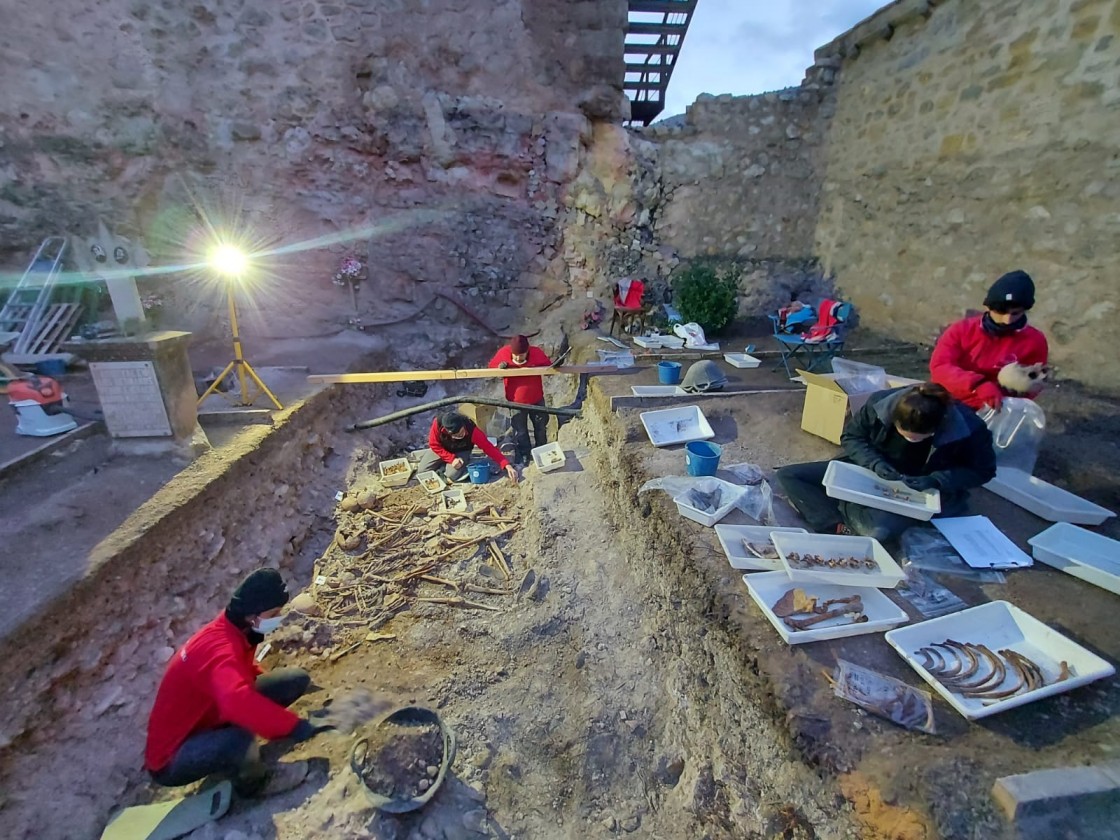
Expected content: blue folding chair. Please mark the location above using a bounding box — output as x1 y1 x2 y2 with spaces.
768 302 853 379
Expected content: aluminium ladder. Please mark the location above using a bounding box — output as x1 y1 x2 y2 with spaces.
0 237 70 354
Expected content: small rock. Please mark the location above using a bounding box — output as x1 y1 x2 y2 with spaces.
620 814 641 833
575 651 587 669
462 809 488 833
517 569 536 595
600 816 617 831
426 765 439 777
340 496 360 512
418 778 431 791
596 642 607 651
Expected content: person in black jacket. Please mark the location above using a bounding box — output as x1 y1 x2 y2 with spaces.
776 382 996 542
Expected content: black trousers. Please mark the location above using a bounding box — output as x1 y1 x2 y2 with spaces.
150 667 310 787
511 401 548 460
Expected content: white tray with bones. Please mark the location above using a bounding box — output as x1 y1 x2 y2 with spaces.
823 460 941 520
885 601 1115 719
716 525 808 571
743 572 909 644
771 532 906 589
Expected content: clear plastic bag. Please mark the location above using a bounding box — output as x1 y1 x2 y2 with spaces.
978 397 1046 474
829 659 936 734
830 358 888 394
895 563 967 619
638 463 775 524
899 527 1006 584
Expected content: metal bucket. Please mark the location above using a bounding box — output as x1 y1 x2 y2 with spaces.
350 706 458 814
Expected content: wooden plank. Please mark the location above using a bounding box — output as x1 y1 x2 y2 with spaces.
25 303 80 355
308 364 641 385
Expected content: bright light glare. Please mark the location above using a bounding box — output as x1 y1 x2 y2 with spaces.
210 244 248 277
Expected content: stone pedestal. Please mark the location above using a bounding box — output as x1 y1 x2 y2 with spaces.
71 331 210 458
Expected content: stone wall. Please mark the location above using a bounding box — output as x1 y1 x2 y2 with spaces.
813 0 1120 390
0 0 627 334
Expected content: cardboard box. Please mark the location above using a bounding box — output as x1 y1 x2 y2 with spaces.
797 370 923 445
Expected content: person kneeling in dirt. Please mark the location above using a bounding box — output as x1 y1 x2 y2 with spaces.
776 382 996 542
145 569 334 797
489 334 553 466
417 409 518 484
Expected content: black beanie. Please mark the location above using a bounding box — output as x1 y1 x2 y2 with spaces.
440 411 470 433
984 270 1035 310
226 568 289 622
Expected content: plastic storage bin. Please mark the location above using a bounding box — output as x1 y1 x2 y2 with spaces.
985 467 1115 525
378 458 413 487
639 405 715 447
630 385 686 397
416 471 446 495
1028 522 1120 595
723 353 761 369
770 531 905 589
884 601 1115 719
531 442 566 473
673 478 742 527
743 571 909 645
823 460 941 520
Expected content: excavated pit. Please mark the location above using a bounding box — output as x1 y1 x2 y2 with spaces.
0 345 869 840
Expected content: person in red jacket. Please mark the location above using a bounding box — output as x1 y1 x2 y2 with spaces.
930 270 1049 411
417 410 518 483
145 569 333 796
489 334 553 465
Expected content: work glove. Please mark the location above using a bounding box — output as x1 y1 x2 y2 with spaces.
498 362 509 369
902 475 940 492
871 461 901 481
290 719 336 743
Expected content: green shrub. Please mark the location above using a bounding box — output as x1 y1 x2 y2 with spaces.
672 263 738 333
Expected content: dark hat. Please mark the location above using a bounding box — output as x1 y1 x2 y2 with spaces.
227 568 289 621
440 410 470 433
984 270 1035 310
509 335 529 355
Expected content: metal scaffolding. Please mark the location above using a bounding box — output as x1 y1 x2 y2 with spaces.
625 0 698 125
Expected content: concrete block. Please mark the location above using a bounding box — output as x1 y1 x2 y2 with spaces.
993 764 1120 839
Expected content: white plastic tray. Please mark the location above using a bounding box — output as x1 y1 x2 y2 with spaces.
416 470 446 495
743 572 910 644
715 525 809 571
673 478 742 527
1029 522 1120 596
884 601 1115 719
823 460 941 520
531 442 566 473
985 467 1114 525
639 405 715 447
630 385 686 397
724 353 761 369
771 531 906 589
378 458 413 487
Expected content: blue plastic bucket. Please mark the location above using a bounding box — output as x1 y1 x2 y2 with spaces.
466 462 491 484
685 441 722 477
658 361 682 385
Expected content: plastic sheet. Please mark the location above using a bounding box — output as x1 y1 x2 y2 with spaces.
830 358 889 395
639 462 775 524
978 397 1045 474
899 527 1006 584
829 659 936 733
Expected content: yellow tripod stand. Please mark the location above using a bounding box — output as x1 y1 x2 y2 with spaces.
196 286 283 409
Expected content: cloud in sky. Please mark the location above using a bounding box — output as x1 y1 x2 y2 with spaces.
657 0 888 117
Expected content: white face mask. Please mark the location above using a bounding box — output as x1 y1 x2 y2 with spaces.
255 615 284 634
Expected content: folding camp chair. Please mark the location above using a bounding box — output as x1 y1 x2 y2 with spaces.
768 300 853 379
609 279 648 337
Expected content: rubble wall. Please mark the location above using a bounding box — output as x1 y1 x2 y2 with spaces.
813 0 1120 390
0 0 627 333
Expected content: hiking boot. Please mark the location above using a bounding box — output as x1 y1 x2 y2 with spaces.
235 760 309 798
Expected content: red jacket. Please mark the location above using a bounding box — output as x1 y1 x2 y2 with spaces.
145 613 300 772
930 315 1049 409
427 417 509 469
488 346 552 405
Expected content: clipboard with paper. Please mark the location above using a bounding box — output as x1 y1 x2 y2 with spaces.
931 516 1033 569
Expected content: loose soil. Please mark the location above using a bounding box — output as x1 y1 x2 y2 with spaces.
355 720 444 803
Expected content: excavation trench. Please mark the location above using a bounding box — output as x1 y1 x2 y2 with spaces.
0 344 863 840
